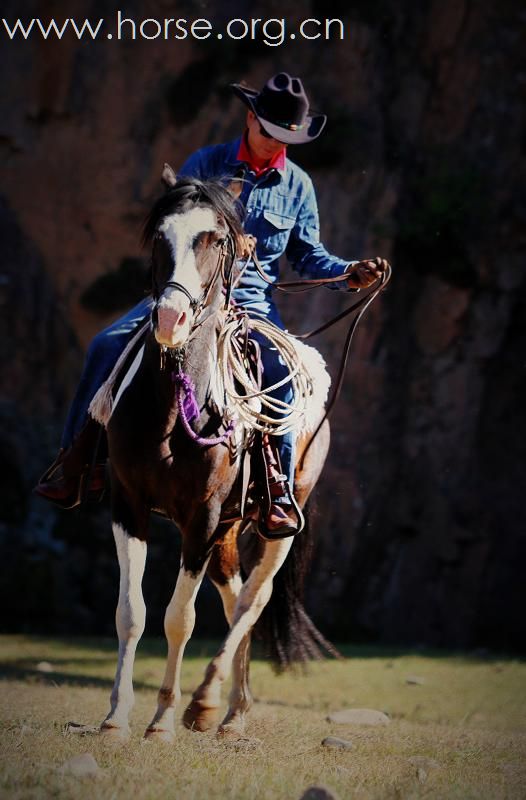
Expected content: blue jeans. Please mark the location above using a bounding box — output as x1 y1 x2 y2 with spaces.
63 297 295 492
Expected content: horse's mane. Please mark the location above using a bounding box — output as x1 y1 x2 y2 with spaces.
142 176 244 246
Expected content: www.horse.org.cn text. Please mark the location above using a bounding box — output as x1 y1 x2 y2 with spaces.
1 13 347 47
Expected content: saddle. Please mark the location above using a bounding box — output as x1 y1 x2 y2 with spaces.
36 316 309 537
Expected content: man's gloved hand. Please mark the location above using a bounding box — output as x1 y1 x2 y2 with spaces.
346 257 390 289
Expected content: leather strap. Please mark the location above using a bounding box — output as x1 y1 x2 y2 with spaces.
246 249 392 464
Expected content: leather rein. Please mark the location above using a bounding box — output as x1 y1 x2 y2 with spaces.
153 228 391 461
240 248 392 464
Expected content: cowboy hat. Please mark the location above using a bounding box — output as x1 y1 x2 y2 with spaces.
231 72 326 144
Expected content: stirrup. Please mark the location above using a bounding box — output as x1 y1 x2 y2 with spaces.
34 463 106 510
34 420 107 510
257 480 305 541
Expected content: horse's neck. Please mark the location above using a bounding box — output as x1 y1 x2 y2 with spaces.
184 318 218 408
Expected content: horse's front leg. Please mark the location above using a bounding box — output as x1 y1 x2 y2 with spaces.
144 502 222 741
101 505 148 739
184 537 293 733
144 554 210 742
207 525 253 738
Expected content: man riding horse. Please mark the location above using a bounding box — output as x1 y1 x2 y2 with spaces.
35 71 389 537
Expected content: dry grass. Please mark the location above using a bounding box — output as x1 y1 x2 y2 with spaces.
0 636 525 799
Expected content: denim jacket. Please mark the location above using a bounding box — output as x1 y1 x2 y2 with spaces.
178 137 352 316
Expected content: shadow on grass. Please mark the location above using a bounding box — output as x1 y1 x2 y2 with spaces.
0 663 134 691
1 635 221 659
0 638 224 691
0 636 521 693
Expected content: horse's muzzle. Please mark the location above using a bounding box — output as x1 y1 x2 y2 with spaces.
154 301 192 348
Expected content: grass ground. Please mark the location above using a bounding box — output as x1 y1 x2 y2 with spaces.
0 636 524 799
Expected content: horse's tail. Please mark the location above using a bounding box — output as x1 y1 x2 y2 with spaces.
244 502 341 670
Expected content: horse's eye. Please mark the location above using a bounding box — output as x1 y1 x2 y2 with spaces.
215 237 226 249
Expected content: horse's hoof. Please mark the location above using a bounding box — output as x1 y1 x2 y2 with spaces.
216 722 245 740
217 707 250 739
143 726 174 744
182 700 220 732
99 722 130 741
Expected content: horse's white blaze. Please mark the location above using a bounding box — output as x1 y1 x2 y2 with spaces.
146 560 209 734
195 540 293 710
155 207 218 347
110 344 145 419
160 206 218 299
103 524 147 731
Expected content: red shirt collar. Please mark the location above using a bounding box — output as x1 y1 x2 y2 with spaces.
236 132 286 176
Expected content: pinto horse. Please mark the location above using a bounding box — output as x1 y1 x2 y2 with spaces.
97 172 331 742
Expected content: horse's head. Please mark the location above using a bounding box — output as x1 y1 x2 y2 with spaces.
144 166 244 349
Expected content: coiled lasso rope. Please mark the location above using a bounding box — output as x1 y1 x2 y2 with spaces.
216 309 314 436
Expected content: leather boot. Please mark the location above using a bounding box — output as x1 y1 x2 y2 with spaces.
34 420 106 509
258 435 304 539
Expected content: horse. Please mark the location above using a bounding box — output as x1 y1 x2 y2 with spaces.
93 170 331 742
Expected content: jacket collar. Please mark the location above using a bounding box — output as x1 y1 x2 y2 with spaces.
226 137 287 178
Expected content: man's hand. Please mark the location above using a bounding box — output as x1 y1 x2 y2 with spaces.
346 257 390 289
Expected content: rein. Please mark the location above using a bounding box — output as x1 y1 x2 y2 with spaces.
152 215 390 456
242 248 392 465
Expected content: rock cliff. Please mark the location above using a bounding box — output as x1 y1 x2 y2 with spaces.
0 0 524 648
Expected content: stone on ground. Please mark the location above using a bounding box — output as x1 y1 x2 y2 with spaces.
299 786 339 800
408 756 441 770
61 752 101 777
64 721 100 735
326 708 390 725
321 736 353 750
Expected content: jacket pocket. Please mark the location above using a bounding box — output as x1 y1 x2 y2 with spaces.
261 210 295 255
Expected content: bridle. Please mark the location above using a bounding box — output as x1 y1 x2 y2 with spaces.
152 227 237 348
160 280 201 312
151 223 238 445
149 196 391 456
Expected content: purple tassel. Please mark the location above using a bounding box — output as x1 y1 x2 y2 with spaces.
172 369 234 447
173 372 200 421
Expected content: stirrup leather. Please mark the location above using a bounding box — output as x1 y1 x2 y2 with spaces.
257 434 305 540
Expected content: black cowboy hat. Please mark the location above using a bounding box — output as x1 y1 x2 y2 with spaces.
230 72 327 144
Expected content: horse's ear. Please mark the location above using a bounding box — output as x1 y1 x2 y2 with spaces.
226 166 245 200
162 163 178 190
226 177 243 201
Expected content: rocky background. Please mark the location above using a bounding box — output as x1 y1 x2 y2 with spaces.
1 0 524 650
